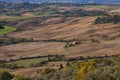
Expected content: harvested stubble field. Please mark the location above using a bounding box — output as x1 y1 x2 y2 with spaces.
0 17 120 59
1 2 120 78
0 16 120 77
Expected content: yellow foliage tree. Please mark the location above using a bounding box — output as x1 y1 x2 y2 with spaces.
77 61 96 80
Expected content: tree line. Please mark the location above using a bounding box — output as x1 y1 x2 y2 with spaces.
60 9 108 17
0 37 33 46
95 15 120 24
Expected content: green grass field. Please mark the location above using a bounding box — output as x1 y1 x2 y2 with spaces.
0 26 17 35
7 58 48 68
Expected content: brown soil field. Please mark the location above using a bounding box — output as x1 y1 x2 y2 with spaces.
0 16 120 76
11 61 67 77
0 42 65 60
67 39 120 57
0 17 120 60
0 39 120 60
7 17 120 40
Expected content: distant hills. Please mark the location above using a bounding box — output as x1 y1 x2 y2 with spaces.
1 0 120 4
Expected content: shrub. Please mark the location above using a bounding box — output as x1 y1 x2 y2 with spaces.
0 71 13 80
30 61 48 67
41 68 56 75
0 39 4 44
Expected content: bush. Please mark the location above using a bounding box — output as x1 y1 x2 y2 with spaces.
0 25 4 29
0 71 13 80
30 61 48 67
0 39 4 44
41 68 56 75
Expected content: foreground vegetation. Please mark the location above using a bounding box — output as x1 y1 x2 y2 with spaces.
33 55 120 80
0 55 120 80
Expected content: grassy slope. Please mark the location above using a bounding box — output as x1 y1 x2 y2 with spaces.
0 26 17 35
7 58 48 68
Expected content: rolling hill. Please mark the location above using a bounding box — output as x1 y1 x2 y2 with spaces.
0 16 120 60
1 0 120 4
0 2 120 79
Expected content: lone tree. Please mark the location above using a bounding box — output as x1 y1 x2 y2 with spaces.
0 25 7 37
59 64 63 70
66 62 70 67
48 55 51 61
0 25 4 29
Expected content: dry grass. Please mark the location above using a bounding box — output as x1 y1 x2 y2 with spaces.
11 67 49 77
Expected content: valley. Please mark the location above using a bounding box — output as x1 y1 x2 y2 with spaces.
0 2 120 80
